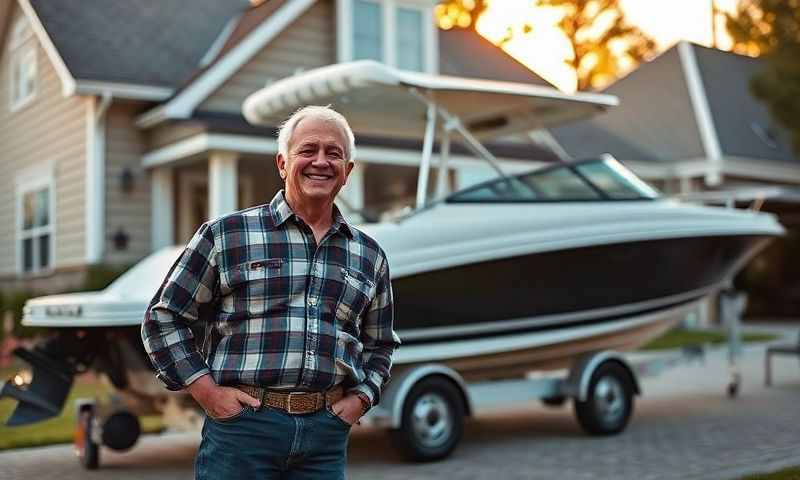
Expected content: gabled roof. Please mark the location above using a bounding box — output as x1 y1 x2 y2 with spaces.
140 1 557 126
551 44 704 162
27 0 250 88
551 42 799 167
21 0 560 124
693 44 797 163
438 28 554 87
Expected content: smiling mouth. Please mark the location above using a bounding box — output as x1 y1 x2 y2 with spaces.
304 173 332 181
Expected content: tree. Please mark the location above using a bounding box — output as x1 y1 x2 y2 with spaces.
435 0 489 30
726 0 800 153
538 0 656 90
435 0 657 91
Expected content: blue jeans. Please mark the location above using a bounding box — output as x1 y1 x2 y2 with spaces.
195 404 352 479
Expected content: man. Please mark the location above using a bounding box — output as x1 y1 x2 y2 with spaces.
141 105 399 479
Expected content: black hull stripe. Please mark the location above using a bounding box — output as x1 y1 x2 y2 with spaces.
397 295 703 346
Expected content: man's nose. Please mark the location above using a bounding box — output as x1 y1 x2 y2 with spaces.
312 149 329 165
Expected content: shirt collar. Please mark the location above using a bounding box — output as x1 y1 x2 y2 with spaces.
268 190 354 239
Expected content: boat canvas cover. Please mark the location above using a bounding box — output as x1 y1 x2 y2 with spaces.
243 60 618 140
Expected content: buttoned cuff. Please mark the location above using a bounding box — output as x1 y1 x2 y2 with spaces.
156 352 210 391
347 382 376 408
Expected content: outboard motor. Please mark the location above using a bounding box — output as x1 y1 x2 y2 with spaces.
0 329 105 425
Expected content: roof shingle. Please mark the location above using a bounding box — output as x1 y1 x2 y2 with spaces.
29 0 250 87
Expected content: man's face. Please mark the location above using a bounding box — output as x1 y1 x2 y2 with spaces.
277 116 354 207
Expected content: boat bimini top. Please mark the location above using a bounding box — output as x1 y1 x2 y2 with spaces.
243 60 619 208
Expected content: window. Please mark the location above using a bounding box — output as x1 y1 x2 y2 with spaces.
575 158 660 199
17 176 54 275
396 8 424 71
353 0 383 61
447 158 659 203
8 17 37 111
339 0 436 73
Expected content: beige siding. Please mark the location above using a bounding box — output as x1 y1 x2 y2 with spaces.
0 5 87 277
198 0 335 114
147 121 206 150
104 102 151 265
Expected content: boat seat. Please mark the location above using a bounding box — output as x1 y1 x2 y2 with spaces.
764 331 800 386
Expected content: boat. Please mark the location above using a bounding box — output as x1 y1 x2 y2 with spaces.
242 60 784 380
1 61 783 429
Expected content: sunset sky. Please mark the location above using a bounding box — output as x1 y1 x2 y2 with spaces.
474 0 740 91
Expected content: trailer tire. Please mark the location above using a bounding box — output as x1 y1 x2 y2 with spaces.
390 376 465 462
75 405 100 470
574 362 634 436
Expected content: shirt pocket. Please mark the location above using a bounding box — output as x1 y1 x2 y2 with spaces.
221 258 288 318
334 267 376 329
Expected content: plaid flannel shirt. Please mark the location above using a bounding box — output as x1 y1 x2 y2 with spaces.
141 191 400 407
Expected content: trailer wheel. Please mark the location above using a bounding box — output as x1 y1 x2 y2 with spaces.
75 405 99 469
390 377 465 462
574 362 634 435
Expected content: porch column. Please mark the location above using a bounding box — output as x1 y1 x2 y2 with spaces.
339 161 365 213
150 166 174 250
209 151 239 219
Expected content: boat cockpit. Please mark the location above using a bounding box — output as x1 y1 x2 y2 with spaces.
447 156 660 204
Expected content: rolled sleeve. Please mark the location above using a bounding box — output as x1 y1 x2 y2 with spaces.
141 222 219 391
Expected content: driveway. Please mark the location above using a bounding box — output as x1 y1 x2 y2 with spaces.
1 323 798 480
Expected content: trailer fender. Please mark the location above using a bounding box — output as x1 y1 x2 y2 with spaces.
378 364 470 429
565 351 640 402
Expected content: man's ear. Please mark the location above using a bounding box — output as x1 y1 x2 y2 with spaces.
276 153 287 180
343 160 355 184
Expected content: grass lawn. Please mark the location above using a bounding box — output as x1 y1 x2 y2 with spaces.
0 365 163 451
740 466 800 479
641 328 778 351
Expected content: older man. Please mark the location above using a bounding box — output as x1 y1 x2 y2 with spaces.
141 105 399 479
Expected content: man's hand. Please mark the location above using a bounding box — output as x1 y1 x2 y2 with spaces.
186 374 260 419
329 394 367 425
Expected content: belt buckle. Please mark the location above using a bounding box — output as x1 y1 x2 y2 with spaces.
285 392 300 414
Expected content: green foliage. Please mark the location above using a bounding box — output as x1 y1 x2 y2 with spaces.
0 263 134 341
0 367 163 450
641 328 777 351
6 290 43 339
726 0 800 154
739 465 800 480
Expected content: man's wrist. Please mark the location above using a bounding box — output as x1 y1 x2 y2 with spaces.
354 392 371 414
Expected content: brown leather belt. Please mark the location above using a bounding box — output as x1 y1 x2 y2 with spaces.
237 384 344 414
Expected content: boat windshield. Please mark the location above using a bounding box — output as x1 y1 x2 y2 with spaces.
447 156 660 203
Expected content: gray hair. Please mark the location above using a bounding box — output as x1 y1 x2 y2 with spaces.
277 105 356 162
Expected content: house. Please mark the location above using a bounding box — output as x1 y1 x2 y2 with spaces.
0 0 561 294
550 41 800 195
549 42 800 316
